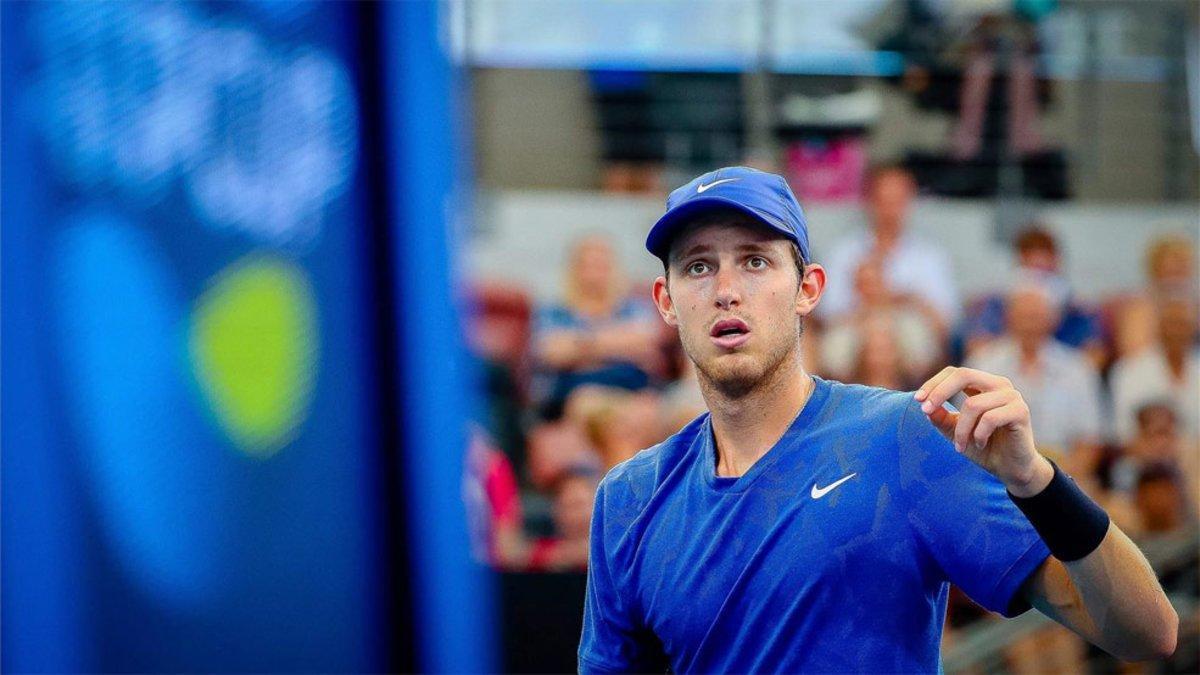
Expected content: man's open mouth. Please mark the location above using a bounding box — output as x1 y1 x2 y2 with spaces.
710 318 751 348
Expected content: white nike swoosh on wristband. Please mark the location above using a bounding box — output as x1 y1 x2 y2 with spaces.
811 472 857 499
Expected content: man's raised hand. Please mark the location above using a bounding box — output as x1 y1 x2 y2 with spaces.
914 366 1053 497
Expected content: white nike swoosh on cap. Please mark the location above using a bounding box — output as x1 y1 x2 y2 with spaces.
696 178 739 193
811 472 857 499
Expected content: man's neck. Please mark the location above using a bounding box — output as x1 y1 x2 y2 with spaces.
700 357 814 478
1015 336 1045 371
872 225 902 252
574 293 613 318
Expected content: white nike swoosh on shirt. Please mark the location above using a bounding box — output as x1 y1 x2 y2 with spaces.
696 178 739 193
811 472 858 499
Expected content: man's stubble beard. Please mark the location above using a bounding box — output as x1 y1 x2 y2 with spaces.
683 315 805 401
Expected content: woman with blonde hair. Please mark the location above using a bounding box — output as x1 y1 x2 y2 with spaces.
1112 234 1197 359
532 235 664 413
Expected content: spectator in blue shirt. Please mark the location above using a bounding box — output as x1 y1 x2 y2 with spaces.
532 235 664 414
962 225 1105 368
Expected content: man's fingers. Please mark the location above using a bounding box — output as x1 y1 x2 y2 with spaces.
972 400 1029 449
927 403 958 440
915 366 1029 453
951 390 1014 451
915 366 955 402
916 367 1012 416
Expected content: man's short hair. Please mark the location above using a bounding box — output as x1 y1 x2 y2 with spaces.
863 162 914 194
1014 225 1058 256
1145 234 1195 277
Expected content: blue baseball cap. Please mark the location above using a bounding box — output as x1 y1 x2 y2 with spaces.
645 166 810 263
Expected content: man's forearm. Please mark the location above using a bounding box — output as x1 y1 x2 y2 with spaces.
1027 523 1178 661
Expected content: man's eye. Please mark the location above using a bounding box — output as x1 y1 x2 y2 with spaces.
747 256 767 269
687 261 709 275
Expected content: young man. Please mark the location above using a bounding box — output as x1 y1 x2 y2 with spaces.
577 167 1177 673
819 164 960 334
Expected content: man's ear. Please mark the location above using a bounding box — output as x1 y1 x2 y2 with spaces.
652 276 678 327
795 263 826 318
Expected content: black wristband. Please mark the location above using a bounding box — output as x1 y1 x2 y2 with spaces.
1007 459 1110 562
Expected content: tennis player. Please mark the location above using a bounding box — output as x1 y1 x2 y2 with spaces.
577 167 1177 672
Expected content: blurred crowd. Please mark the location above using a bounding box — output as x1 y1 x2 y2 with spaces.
464 164 1197 663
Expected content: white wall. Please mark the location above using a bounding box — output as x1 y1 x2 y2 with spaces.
467 189 1199 307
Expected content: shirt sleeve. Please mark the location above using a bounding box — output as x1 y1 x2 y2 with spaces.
1057 305 1103 348
965 295 1006 342
533 304 575 338
897 396 1050 617
578 479 666 673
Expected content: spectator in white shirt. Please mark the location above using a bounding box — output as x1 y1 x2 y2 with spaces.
821 254 941 388
966 281 1105 483
1111 235 1197 361
1111 296 1200 445
818 164 959 338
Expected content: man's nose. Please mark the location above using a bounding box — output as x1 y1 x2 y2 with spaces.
714 265 741 310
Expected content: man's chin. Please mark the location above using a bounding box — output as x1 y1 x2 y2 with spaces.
698 357 762 397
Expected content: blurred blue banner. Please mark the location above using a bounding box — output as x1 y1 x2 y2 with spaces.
3 1 387 670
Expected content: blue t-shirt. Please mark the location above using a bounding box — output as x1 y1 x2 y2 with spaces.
578 376 1051 673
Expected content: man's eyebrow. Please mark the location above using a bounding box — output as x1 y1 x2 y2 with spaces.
735 242 773 253
675 243 712 261
675 241 777 261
